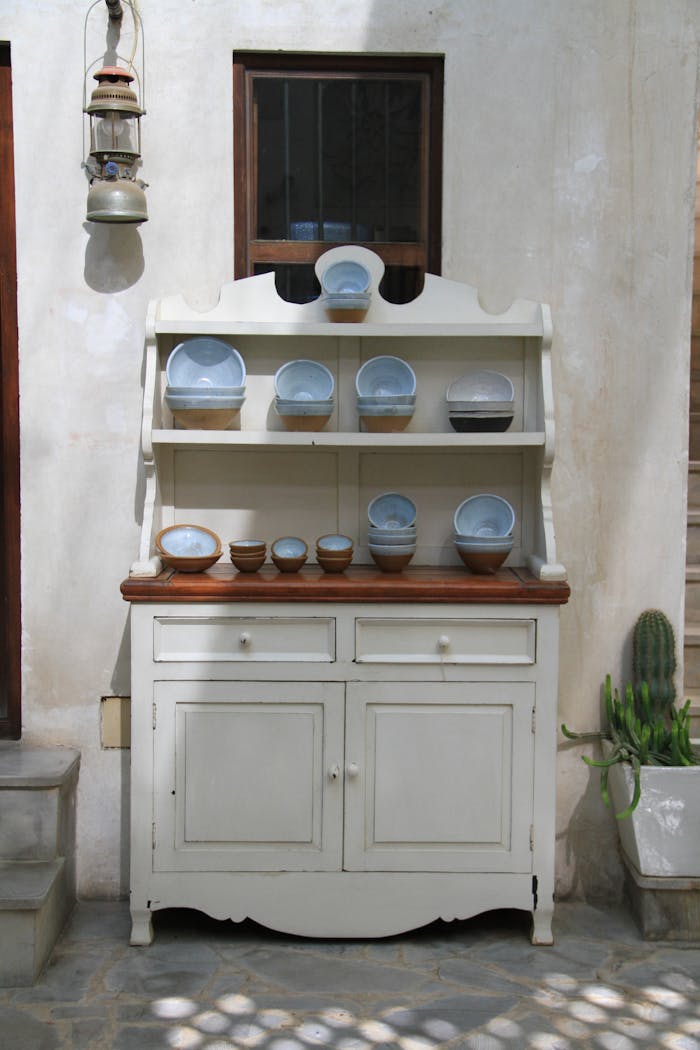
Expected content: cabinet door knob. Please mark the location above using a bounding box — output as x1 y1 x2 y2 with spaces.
347 762 360 778
328 764 340 782
239 631 251 647
437 634 450 652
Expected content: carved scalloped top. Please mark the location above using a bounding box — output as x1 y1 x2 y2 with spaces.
152 247 548 333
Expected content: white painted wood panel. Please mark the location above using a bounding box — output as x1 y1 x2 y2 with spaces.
354 617 536 664
152 681 344 872
344 682 535 872
153 616 335 663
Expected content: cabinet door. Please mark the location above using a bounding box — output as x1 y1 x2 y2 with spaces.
344 681 535 872
153 681 344 872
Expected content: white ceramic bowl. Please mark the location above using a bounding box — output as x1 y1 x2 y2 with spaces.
453 495 515 538
166 338 246 389
356 356 416 398
367 492 417 529
357 394 416 406
275 400 334 416
455 536 514 552
316 534 353 552
167 385 246 398
166 394 245 410
321 260 371 294
367 531 416 546
156 524 221 558
271 536 308 559
274 360 335 401
446 370 514 404
357 404 414 417
367 524 417 540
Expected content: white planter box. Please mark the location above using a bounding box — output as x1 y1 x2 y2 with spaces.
605 747 700 877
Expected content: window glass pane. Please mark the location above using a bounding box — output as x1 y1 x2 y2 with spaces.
255 76 422 244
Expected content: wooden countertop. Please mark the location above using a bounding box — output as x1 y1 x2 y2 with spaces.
121 564 570 604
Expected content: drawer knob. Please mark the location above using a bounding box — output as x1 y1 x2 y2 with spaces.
328 764 340 781
239 631 252 647
437 634 451 652
347 762 360 779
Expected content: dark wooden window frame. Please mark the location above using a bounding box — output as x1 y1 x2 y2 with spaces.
0 43 21 739
233 52 443 283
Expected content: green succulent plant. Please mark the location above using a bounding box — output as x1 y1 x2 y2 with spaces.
562 675 698 819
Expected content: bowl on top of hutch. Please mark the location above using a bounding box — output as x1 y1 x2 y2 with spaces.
121 245 569 949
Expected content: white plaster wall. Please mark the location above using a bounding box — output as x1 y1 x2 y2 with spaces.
0 0 697 898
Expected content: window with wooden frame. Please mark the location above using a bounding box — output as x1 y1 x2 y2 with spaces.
233 53 443 304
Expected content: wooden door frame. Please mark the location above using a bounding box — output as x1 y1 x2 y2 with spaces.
0 43 21 739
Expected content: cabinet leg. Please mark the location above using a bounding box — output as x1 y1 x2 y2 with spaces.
530 907 554 945
130 908 154 946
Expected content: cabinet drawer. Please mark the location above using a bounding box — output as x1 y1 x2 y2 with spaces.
355 617 536 665
153 616 335 662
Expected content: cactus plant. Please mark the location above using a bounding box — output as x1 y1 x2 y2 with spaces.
632 608 676 714
561 609 698 818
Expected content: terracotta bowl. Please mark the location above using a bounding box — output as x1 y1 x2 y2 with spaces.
316 551 353 574
271 554 307 573
160 552 222 573
229 540 266 555
325 307 368 323
171 407 241 430
278 413 332 432
230 552 266 573
360 414 412 433
456 548 509 574
369 549 414 573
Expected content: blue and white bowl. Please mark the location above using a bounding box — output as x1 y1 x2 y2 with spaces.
367 492 417 529
453 495 515 538
166 338 246 389
321 260 371 295
356 356 416 398
274 360 335 402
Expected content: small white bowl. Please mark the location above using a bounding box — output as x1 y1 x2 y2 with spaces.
453 495 515 538
367 532 416 547
367 492 417 529
356 356 416 398
321 260 371 294
166 338 246 389
316 533 353 552
271 536 308 559
274 360 335 401
446 370 514 404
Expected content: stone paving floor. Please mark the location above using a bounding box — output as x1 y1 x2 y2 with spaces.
2 900 700 1050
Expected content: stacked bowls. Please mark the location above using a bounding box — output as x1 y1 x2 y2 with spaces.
155 524 222 573
321 260 371 323
229 539 266 573
165 337 246 430
316 533 353 573
446 370 514 432
367 492 417 572
271 536 308 573
274 359 335 431
356 356 416 432
453 494 515 574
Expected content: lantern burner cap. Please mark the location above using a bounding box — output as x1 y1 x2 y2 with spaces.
93 66 135 83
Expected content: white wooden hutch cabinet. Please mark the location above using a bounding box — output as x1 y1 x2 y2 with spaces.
121 248 569 946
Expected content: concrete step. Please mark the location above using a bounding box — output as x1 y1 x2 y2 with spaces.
683 688 700 742
687 511 700 564
685 566 700 619
0 746 79 986
0 859 73 986
684 624 700 688
0 745 79 862
689 462 700 511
